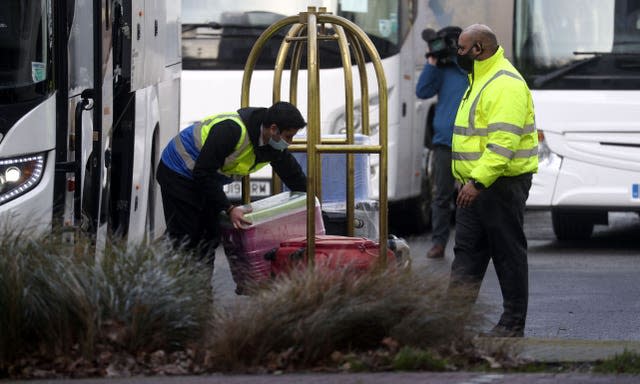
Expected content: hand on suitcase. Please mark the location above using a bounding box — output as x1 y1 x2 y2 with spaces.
230 206 253 229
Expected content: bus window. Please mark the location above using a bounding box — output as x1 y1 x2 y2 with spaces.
0 0 51 102
337 0 402 57
181 0 405 70
514 0 640 90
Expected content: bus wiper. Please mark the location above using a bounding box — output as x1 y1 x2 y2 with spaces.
533 55 600 88
182 22 277 33
182 22 222 33
574 50 640 54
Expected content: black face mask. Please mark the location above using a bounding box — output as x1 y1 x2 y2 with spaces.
456 53 474 73
457 44 481 73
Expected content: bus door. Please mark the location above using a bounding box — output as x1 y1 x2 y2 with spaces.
61 0 113 249
397 0 422 195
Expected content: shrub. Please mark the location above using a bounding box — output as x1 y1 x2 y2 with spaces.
594 350 640 374
205 266 483 371
392 347 448 371
0 229 95 361
0 229 213 366
97 239 213 352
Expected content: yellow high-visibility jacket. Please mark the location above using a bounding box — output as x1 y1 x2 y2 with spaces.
452 46 538 187
172 113 270 177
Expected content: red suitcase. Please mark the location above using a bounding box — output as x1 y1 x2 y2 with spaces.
268 235 396 277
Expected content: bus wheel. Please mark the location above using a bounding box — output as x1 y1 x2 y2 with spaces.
144 127 159 244
144 162 156 243
551 210 601 241
408 175 432 234
391 174 432 235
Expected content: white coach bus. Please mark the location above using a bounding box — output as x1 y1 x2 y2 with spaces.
180 0 511 233
514 0 640 240
0 0 181 247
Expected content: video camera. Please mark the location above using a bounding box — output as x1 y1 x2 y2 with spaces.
421 26 461 66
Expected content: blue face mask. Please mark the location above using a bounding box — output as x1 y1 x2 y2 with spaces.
269 137 289 151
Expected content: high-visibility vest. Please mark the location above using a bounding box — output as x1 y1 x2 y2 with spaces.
172 113 269 177
451 46 538 187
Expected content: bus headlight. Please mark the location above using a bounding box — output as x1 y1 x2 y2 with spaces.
0 154 46 205
538 130 561 170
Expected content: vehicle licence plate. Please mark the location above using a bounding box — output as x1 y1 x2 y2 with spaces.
223 180 271 199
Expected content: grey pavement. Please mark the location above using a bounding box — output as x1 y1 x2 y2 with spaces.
475 337 640 363
437 211 640 363
5 372 640 383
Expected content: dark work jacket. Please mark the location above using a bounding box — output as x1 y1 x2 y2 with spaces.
191 107 307 217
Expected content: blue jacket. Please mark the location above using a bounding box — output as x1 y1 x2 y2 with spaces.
415 61 468 147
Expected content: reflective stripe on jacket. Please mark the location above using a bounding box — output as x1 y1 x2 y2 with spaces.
170 113 269 178
451 46 538 187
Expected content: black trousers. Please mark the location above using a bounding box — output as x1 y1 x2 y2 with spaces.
449 173 532 330
156 161 222 266
430 145 456 247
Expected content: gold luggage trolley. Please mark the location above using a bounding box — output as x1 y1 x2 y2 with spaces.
240 6 389 261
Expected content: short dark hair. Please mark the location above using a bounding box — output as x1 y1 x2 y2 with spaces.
265 101 307 131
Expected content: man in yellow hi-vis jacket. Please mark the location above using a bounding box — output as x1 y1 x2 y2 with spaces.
156 102 307 266
448 24 538 338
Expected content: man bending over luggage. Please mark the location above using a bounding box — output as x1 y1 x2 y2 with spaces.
157 101 308 265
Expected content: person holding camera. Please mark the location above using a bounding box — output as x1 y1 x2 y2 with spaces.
416 26 469 259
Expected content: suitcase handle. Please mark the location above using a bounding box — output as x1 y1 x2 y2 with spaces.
264 247 306 262
290 247 306 261
264 248 278 261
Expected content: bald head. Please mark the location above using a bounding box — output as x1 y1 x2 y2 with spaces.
458 24 499 60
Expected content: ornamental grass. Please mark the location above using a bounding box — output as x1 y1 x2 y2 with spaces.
0 225 497 378
0 227 212 367
205 265 486 371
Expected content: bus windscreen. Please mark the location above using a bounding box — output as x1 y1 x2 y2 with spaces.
0 0 51 105
514 0 640 90
181 0 401 70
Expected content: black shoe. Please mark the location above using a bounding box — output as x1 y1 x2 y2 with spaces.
479 324 524 338
426 244 445 259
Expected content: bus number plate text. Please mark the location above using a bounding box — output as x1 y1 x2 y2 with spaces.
223 181 271 199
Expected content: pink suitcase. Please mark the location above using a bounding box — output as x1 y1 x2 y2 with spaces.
220 192 325 293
